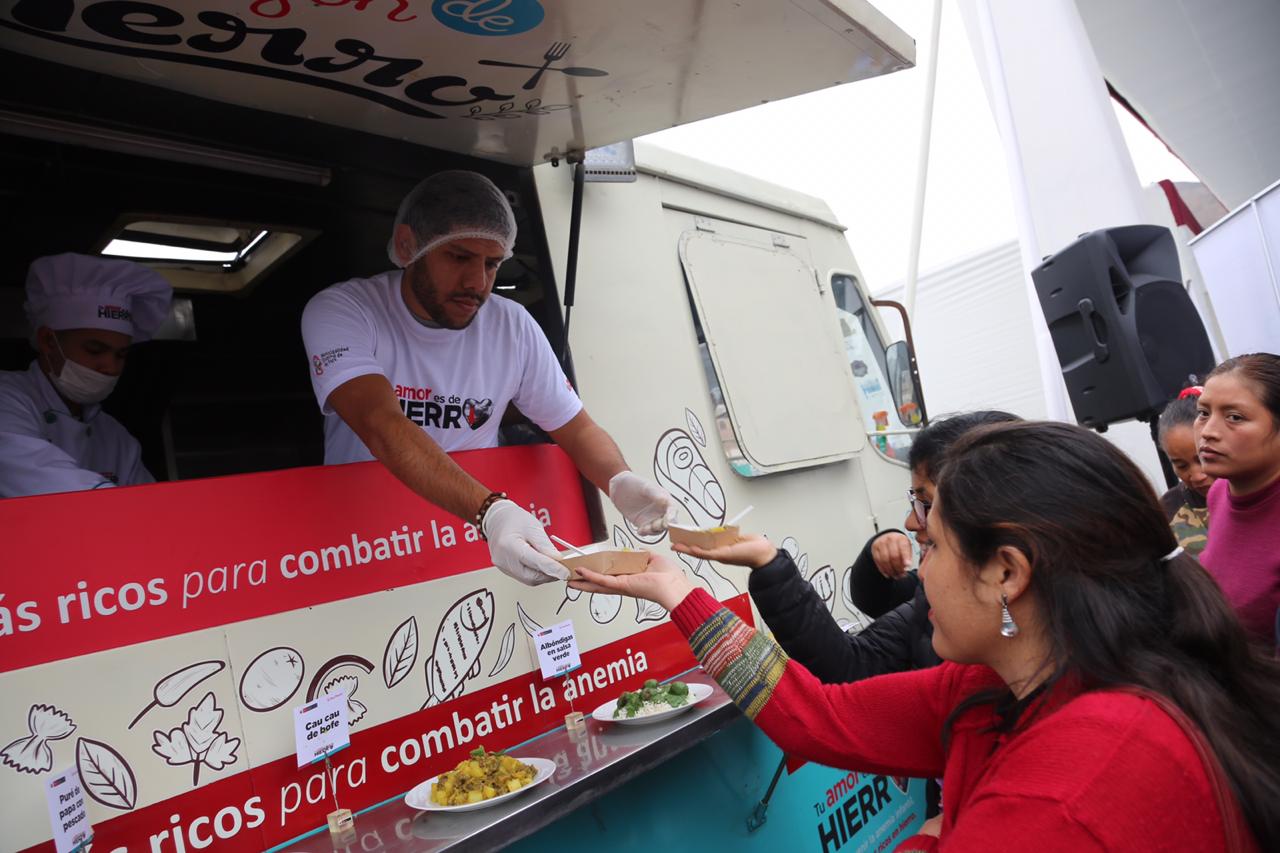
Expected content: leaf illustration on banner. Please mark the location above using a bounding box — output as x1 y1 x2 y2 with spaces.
150 692 240 787
76 738 137 810
151 729 193 766
383 617 419 689
182 693 222 754
488 623 516 677
323 675 367 726
685 408 707 447
516 602 543 638
202 733 239 772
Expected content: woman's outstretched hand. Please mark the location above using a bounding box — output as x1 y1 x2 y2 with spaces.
568 552 696 613
671 534 778 569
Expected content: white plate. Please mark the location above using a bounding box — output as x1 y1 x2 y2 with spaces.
591 682 713 726
404 756 556 813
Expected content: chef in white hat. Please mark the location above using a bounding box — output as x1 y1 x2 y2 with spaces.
0 253 172 498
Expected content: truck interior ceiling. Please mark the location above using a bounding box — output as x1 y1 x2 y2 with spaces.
0 49 569 483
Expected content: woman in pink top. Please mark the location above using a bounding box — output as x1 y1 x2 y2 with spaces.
1195 353 1280 645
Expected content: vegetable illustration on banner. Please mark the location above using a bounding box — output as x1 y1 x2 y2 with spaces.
489 623 517 677
239 647 306 713
150 693 241 786
517 601 543 637
130 660 226 729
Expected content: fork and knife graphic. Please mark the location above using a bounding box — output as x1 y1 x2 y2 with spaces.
478 42 607 90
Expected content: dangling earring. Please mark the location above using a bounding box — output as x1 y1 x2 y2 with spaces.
999 593 1019 638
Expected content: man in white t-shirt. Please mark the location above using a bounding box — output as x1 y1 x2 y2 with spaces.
302 170 676 586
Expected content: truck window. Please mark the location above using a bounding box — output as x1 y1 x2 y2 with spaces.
677 222 863 476
831 273 914 460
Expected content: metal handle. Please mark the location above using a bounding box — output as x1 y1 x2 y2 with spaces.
1076 298 1109 363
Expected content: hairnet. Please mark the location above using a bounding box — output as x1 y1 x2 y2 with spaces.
25 253 173 342
387 170 517 268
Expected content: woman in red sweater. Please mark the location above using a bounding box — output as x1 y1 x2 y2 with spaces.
1195 353 1280 645
573 421 1280 851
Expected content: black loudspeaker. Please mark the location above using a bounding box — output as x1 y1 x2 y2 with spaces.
1031 225 1215 429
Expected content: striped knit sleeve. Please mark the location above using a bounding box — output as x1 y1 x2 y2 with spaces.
670 589 962 781
672 589 790 720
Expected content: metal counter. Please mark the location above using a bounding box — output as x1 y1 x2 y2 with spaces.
276 671 739 852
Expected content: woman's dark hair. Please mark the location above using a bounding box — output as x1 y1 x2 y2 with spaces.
935 421 1280 846
907 410 1020 480
1207 352 1280 429
1157 389 1201 444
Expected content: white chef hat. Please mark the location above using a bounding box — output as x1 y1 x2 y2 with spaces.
25 253 173 342
387 170 517 268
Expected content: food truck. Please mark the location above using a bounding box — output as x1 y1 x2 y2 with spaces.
0 1 931 849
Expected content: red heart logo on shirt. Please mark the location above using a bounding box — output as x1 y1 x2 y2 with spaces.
463 398 493 430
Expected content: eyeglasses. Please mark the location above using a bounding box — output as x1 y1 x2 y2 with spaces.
907 488 932 526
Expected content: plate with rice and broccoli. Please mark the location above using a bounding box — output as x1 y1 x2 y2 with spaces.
405 747 556 813
591 678 713 726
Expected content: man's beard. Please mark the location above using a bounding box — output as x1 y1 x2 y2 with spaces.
407 265 485 330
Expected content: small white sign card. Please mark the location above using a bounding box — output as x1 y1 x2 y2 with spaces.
534 619 582 679
293 692 351 768
44 766 91 853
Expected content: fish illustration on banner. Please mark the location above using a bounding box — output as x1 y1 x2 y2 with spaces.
422 589 496 709
809 565 836 612
653 428 726 530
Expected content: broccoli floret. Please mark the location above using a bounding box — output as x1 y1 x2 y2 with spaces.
668 681 689 697
643 678 659 690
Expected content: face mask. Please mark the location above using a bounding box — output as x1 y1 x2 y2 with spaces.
48 337 118 405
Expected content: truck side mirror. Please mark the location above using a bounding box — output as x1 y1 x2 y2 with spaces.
885 341 924 427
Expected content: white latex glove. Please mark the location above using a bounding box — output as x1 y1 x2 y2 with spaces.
482 500 569 585
608 471 678 536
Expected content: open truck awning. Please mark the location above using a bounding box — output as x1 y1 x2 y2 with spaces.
0 0 914 166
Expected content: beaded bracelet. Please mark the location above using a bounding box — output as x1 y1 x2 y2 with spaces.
474 491 507 539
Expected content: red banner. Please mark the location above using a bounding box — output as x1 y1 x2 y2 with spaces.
0 446 593 672
15 596 752 853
